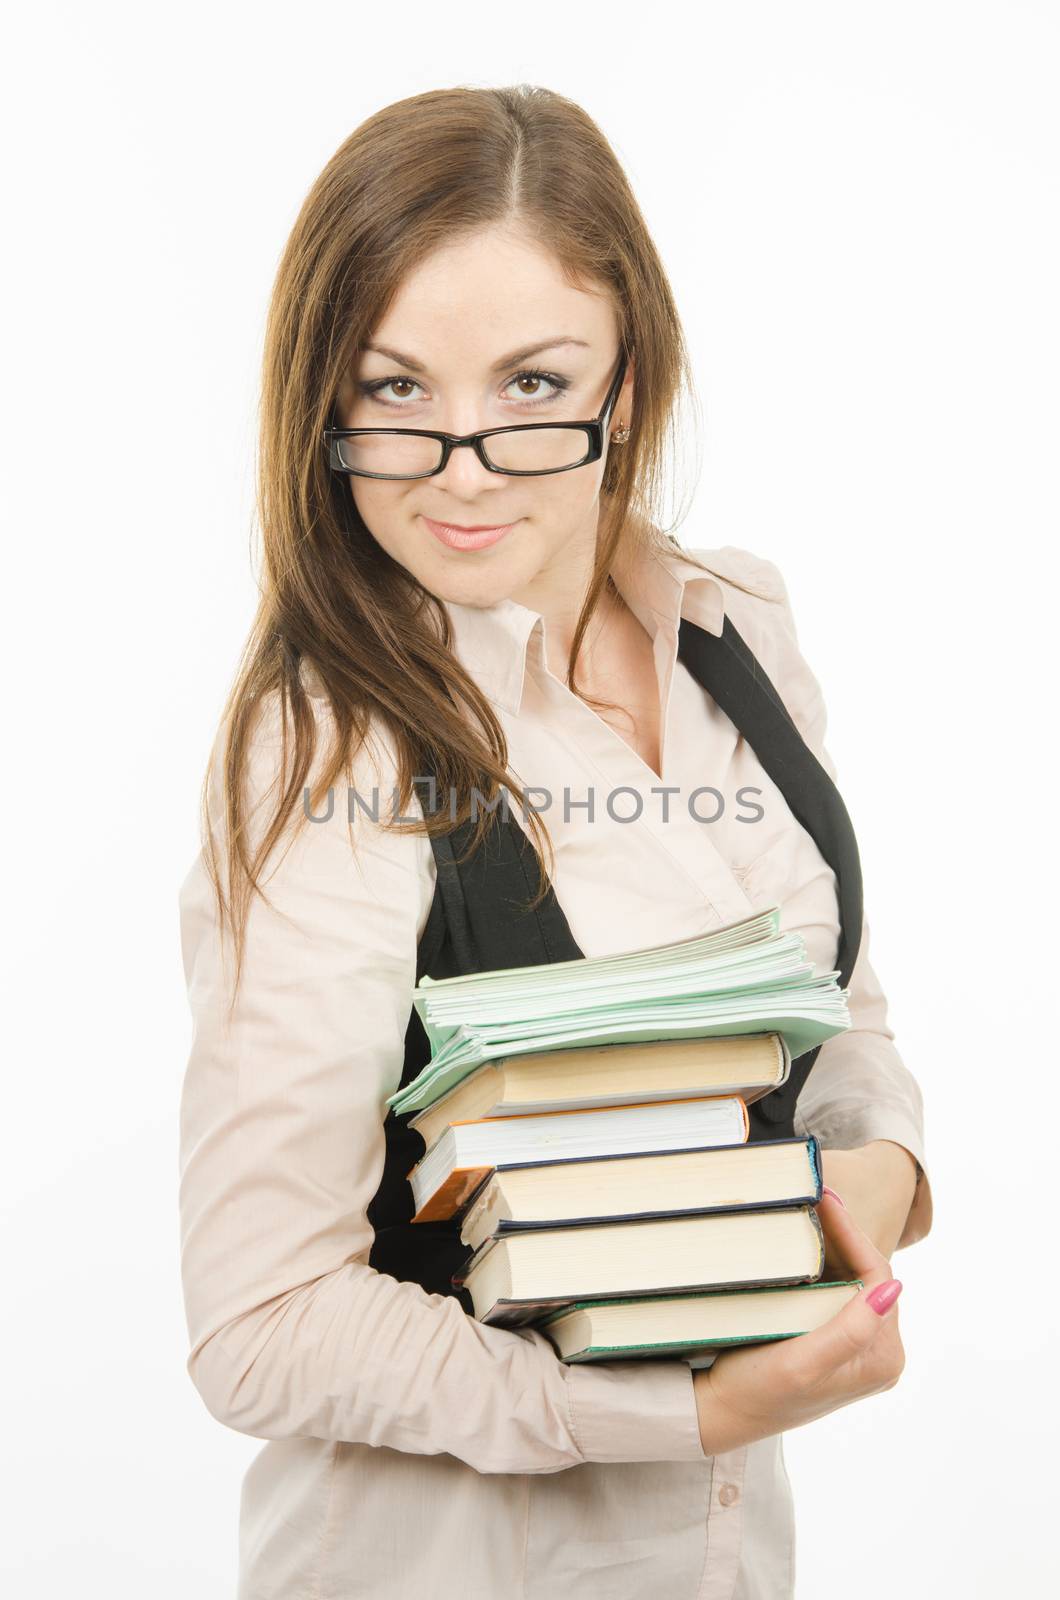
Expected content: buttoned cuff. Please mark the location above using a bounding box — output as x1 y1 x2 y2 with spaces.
811 1107 934 1249
564 1356 708 1464
859 1117 933 1249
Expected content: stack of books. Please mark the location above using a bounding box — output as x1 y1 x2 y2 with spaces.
387 906 863 1364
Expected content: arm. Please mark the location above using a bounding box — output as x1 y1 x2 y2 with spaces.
787 687 933 1251
178 696 707 1475
799 919 932 1252
717 551 934 1252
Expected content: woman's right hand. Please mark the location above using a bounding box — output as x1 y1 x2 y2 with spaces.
691 1188 906 1455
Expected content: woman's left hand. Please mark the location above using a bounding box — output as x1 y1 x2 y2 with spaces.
818 1140 918 1269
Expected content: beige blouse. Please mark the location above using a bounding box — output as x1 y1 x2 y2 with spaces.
178 538 932 1599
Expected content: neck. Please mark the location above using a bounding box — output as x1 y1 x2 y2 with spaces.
506 509 630 679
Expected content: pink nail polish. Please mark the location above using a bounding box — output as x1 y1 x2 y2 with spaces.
865 1279 903 1316
822 1185 846 1207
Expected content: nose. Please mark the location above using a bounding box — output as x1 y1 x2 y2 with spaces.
433 436 507 493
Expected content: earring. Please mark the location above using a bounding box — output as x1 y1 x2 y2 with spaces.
611 425 631 443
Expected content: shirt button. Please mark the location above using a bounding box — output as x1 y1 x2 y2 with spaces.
718 1482 740 1507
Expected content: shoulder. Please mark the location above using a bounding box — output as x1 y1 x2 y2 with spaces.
203 677 415 863
245 671 402 786
678 542 800 669
678 541 828 753
679 542 790 606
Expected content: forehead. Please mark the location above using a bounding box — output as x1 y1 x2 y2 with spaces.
367 227 617 369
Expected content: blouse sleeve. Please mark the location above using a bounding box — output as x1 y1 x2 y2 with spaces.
177 693 707 1474
726 553 934 1250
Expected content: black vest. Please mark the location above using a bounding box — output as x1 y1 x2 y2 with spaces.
367 613 864 1313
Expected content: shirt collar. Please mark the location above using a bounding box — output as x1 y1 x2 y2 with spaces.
440 537 726 715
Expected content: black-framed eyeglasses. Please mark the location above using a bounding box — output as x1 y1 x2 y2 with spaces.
324 351 628 480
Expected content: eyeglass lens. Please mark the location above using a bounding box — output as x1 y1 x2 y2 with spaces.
332 426 593 477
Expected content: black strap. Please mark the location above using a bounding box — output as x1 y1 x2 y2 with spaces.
675 616 863 1123
415 612 863 1128
413 777 582 975
677 616 863 990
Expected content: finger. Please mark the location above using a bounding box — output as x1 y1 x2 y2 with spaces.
816 1191 867 1281
821 1237 849 1282
792 1274 904 1376
816 1189 891 1287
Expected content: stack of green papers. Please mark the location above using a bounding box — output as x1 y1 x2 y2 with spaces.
386 905 850 1116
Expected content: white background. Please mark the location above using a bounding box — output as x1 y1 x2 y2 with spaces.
4 2 1057 1594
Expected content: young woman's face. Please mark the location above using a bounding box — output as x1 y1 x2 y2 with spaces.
335 224 634 609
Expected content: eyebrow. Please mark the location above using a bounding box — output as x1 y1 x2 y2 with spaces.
360 336 592 375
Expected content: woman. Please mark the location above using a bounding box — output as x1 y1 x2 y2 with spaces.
178 84 932 1599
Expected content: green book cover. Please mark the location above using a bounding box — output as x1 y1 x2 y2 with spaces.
538 1279 864 1362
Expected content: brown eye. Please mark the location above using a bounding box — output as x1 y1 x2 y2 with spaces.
505 369 568 402
356 375 426 404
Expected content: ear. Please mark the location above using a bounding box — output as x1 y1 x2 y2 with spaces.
617 352 635 430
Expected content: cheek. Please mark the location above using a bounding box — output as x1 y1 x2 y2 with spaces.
347 456 605 580
347 481 415 559
536 460 606 519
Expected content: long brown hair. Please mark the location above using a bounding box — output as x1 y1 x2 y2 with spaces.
202 82 712 1007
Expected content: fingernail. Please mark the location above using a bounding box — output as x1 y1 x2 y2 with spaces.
822 1185 846 1207
865 1279 903 1316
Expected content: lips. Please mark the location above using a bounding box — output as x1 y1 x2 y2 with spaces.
423 516 518 552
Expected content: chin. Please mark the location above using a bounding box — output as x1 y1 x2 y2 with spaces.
425 567 519 609
418 542 538 609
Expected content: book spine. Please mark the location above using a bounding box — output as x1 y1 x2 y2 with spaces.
489 1193 821 1234
476 1267 828 1327
410 1164 493 1223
